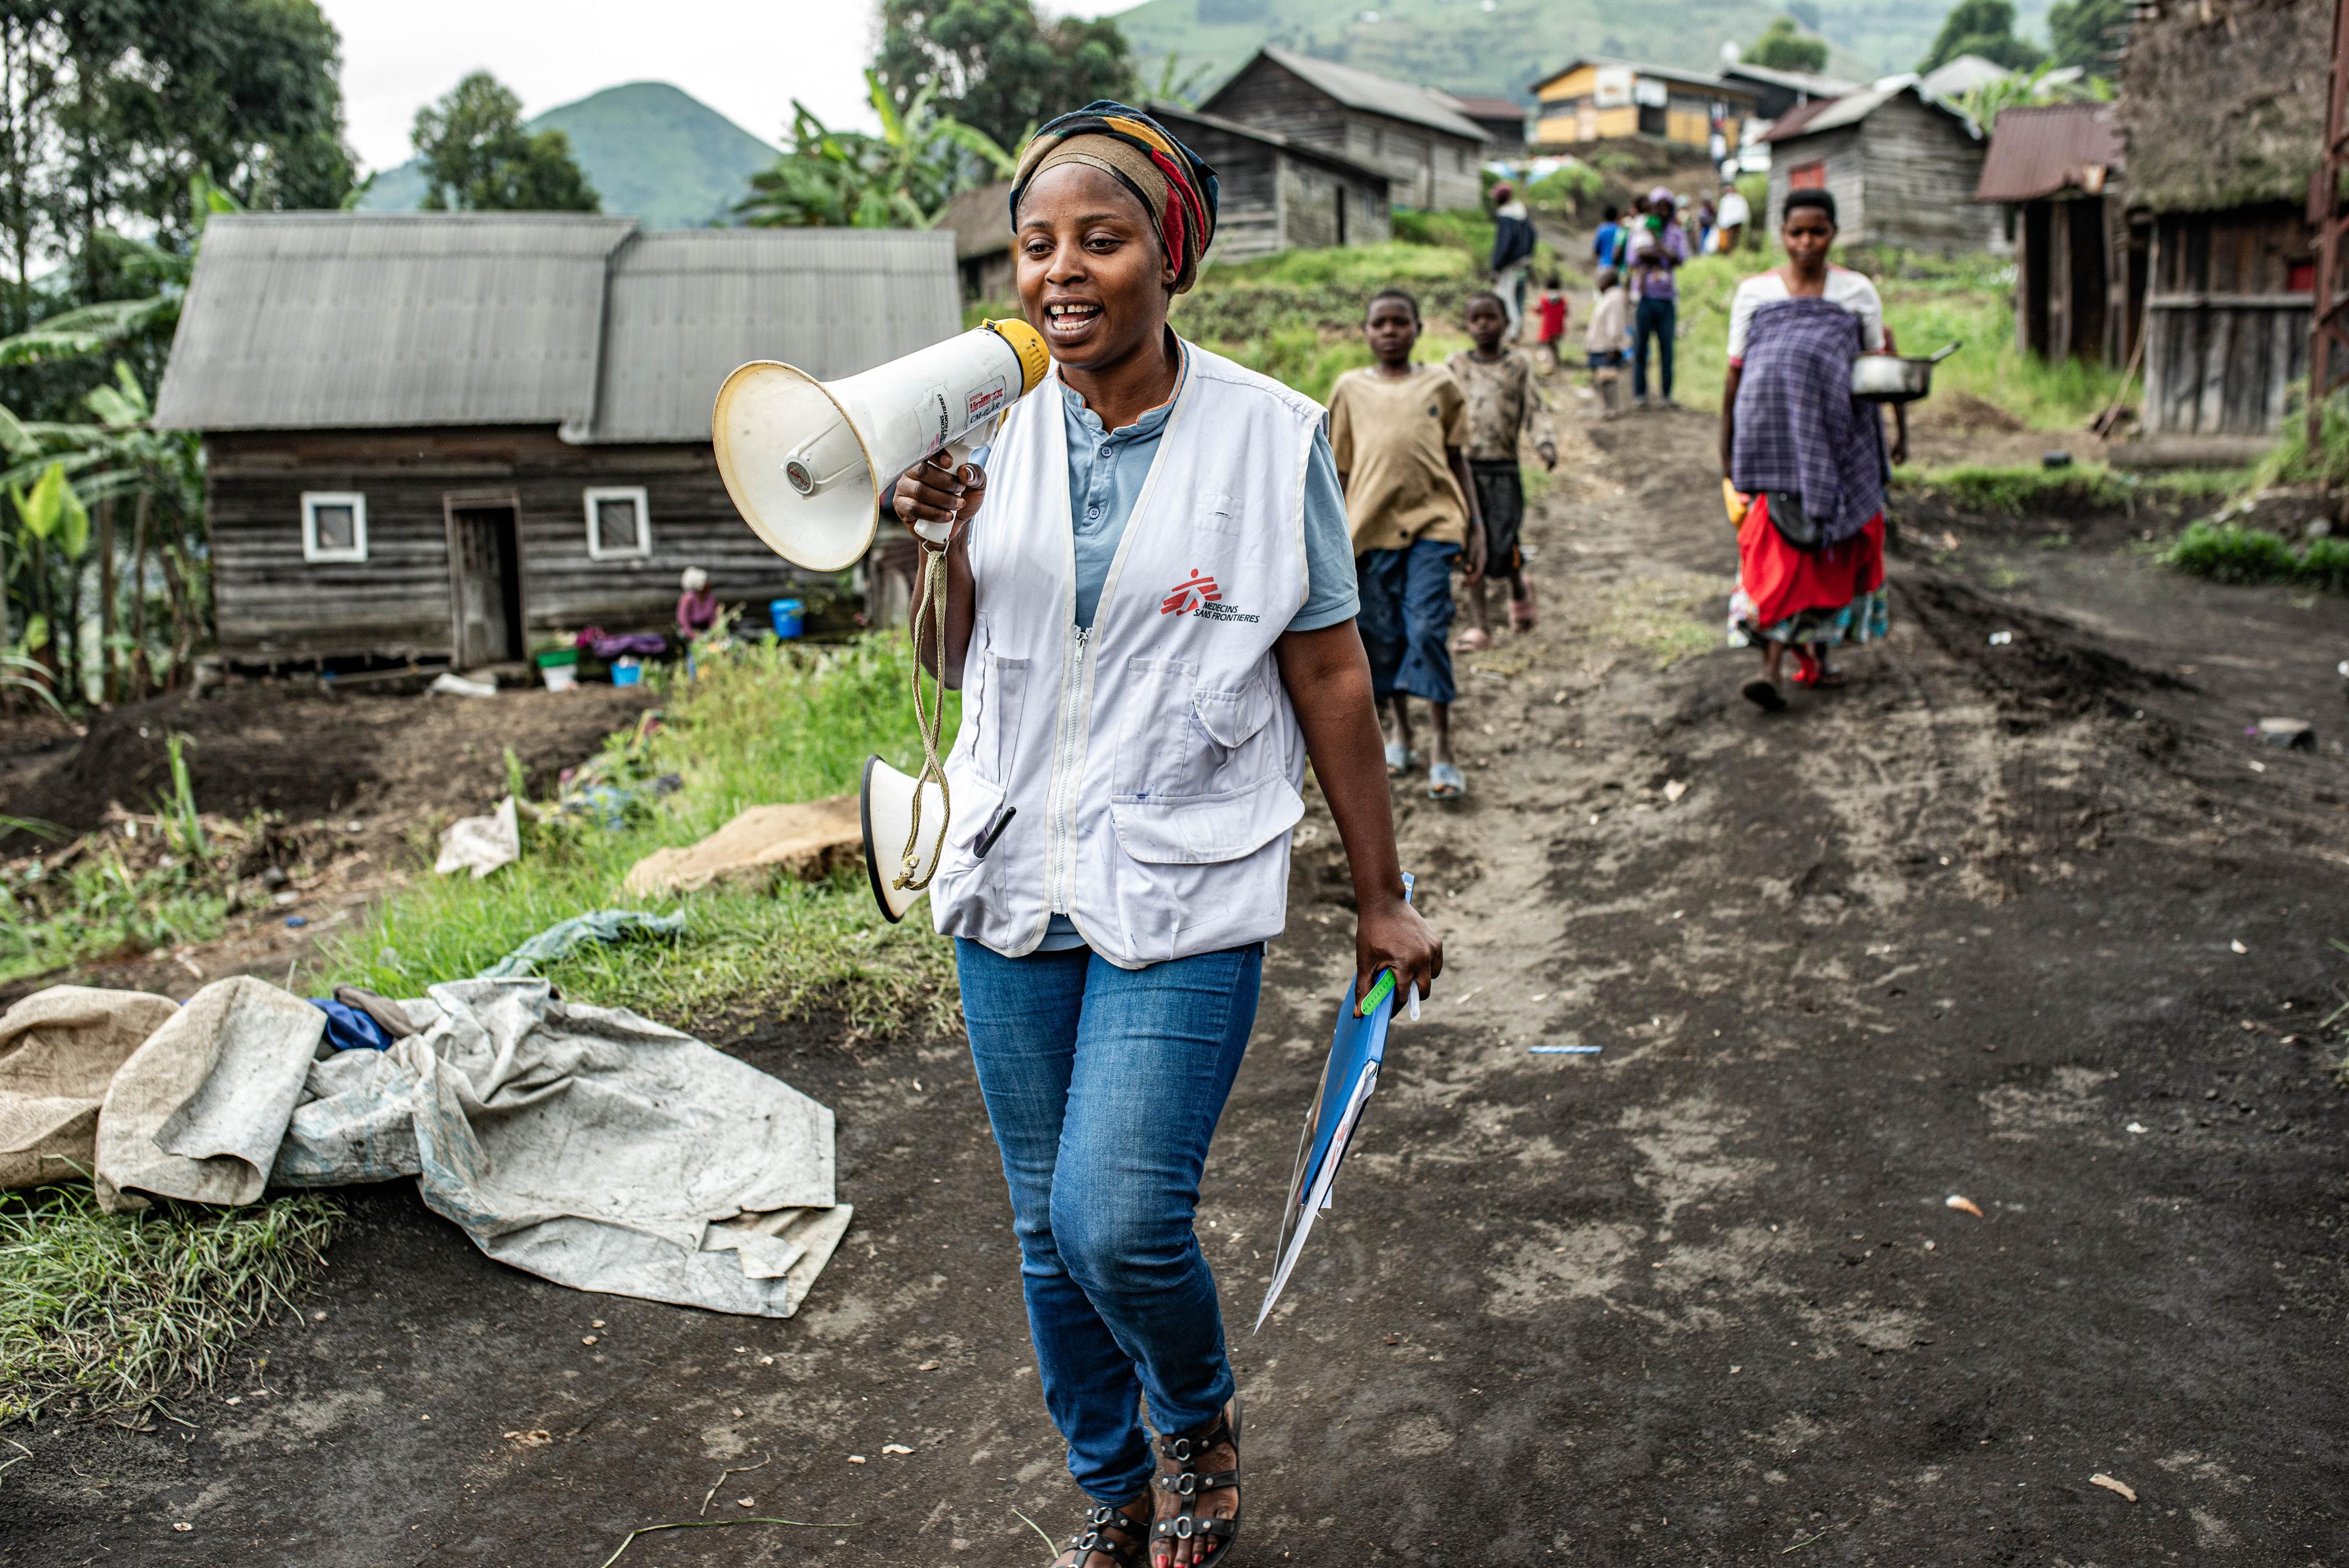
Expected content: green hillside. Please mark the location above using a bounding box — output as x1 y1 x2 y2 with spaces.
358 81 776 228
1121 0 2050 102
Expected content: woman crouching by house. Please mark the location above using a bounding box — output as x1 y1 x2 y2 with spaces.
889 103 1441 1568
1718 187 1909 710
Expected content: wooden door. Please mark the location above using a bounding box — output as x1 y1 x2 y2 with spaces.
447 503 523 667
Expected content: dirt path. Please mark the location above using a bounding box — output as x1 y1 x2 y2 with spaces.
7 403 2348 1567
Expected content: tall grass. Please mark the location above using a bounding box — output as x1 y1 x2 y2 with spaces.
2163 521 2349 592
314 634 963 1038
1 1183 343 1424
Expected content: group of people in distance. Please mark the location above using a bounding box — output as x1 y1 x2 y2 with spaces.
879 100 1906 1568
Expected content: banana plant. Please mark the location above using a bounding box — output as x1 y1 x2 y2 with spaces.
739 70 1014 231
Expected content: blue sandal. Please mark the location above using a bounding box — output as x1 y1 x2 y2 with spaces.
1427 760 1466 800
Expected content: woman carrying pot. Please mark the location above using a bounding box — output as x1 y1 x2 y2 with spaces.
1717 187 1909 710
890 103 1441 1568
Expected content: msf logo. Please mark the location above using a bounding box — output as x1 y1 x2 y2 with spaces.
1160 570 1221 616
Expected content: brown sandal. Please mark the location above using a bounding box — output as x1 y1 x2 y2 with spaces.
1056 1500 1148 1568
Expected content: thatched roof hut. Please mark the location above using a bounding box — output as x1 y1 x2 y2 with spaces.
2116 0 2329 216
2112 0 2327 448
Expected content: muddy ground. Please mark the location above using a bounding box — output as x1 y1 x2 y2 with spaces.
4 401 2348 1567
0 680 656 1006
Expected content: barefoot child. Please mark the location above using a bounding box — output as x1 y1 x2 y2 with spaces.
1329 286 1484 801
1447 291 1556 649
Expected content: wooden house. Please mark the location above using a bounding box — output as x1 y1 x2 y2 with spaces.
1198 46 1491 212
152 214 959 667
1442 93 1532 157
938 109 1393 293
1975 103 2139 368
2116 0 2325 446
1529 59 1762 154
1762 83 1998 256
1718 60 1857 124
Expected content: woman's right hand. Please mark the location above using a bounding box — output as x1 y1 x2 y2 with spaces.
892 453 987 549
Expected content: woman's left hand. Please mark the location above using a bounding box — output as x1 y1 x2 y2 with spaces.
1356 890 1442 1011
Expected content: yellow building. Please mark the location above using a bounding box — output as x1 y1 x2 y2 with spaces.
1529 58 1761 151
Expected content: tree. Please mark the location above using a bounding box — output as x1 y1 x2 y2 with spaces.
412 72 599 213
1920 0 2046 72
2046 0 2129 73
1746 16 1830 72
738 70 1012 231
878 0 1137 154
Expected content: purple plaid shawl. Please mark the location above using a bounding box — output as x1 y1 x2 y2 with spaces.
1729 296 1885 546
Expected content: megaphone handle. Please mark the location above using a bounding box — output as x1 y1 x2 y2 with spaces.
911 431 990 550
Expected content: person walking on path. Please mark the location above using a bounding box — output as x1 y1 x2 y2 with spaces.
1488 180 1538 341
1329 286 1484 801
1592 204 1624 272
1717 187 1908 710
1627 185 1689 407
1533 273 1569 371
1448 291 1556 649
889 102 1441 1568
1584 267 1633 417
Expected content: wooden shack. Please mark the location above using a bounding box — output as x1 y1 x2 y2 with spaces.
1529 58 1762 155
2117 0 2325 446
1198 46 1491 212
1442 93 1532 157
1762 83 1998 256
1718 60 1857 124
1975 103 2139 368
940 181 1015 303
152 214 959 667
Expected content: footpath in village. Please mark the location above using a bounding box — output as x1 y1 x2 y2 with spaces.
4 396 2348 1567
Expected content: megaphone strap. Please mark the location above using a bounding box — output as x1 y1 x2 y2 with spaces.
894 546 953 894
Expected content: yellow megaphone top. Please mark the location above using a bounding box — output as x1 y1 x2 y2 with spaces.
981 317 1051 396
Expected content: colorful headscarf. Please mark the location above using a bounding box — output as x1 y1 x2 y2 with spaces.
1008 101 1220 292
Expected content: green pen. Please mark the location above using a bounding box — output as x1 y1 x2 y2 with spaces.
1356 872 1417 1017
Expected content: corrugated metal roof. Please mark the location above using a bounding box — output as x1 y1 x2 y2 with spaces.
1974 102 2123 203
1251 47 1493 143
1528 56 1759 98
586 228 960 444
154 213 637 431
1764 81 1980 143
155 215 962 444
1720 61 1861 98
1149 101 1396 185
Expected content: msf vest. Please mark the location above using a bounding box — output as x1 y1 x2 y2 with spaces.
928 343 1322 968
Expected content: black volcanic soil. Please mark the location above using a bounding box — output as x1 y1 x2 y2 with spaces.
3 402 2345 1567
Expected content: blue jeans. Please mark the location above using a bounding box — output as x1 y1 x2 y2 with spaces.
1356 540 1459 705
1633 295 1675 401
956 938 1263 1505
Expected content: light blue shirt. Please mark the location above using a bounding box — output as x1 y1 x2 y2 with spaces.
1061 350 1359 632
1039 347 1358 950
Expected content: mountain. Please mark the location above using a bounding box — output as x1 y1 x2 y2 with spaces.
358 81 777 229
1119 0 2051 103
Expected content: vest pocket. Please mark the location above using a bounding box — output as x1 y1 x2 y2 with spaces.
976 652 1029 786
1200 490 1242 537
1109 775 1305 864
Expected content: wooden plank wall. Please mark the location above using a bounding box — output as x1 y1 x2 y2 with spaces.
2139 207 2318 436
207 428 828 661
1208 57 1482 210
1853 97 1995 256
1765 127 1866 237
1277 157 1392 254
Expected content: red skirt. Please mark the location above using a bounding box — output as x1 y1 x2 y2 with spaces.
1736 496 1885 629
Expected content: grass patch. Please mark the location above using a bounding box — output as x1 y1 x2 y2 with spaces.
2249 393 2349 491
1890 462 2248 516
311 633 963 1039
0 849 228 986
1584 573 1722 669
2162 522 2349 592
1 1184 343 1425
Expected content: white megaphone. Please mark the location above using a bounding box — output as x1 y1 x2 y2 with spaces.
711 318 1052 924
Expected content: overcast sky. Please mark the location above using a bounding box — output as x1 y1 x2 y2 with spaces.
320 0 1140 176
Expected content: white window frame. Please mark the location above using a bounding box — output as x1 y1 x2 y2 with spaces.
301 491 367 563
583 485 653 561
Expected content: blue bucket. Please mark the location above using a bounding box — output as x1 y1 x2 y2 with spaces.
769 598 804 639
611 659 642 687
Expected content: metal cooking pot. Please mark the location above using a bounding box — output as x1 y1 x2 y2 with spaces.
1851 341 1960 404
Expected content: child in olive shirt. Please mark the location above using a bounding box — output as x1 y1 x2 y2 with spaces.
1329 286 1484 801
1447 290 1557 648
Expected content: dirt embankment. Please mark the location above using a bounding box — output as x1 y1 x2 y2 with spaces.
2 395 2346 1566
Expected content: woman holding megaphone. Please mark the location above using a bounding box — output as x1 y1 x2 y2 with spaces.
891 103 1440 1568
